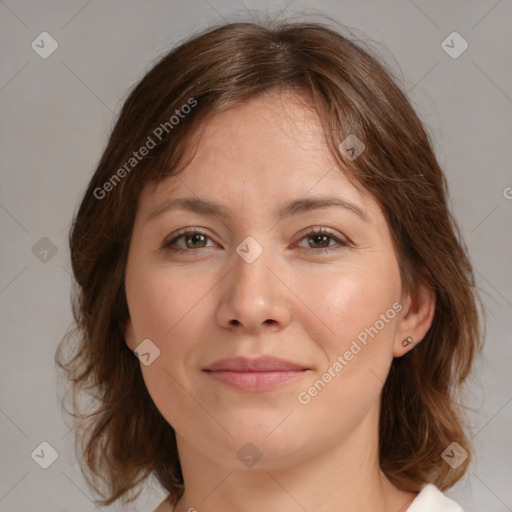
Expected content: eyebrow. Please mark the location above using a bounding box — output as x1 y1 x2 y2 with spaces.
146 195 369 223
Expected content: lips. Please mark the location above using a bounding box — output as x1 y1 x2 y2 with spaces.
204 356 308 372
203 356 310 391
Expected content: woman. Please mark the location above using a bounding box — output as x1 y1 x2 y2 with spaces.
56 19 483 512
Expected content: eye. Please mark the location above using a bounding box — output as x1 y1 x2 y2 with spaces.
161 228 216 253
160 226 348 255
295 227 348 253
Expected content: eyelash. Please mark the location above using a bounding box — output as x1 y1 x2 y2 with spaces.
160 227 348 255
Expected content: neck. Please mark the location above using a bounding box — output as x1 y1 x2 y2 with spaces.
172 404 417 512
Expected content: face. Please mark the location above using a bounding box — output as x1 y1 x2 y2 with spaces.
124 91 423 469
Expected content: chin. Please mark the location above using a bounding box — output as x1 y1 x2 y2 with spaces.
213 417 313 466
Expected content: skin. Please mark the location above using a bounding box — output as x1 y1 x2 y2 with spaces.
124 90 435 512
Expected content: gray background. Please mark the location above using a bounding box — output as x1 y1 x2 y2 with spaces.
1 1 511 511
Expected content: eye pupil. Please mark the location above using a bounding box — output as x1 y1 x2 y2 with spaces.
187 233 206 248
311 234 329 248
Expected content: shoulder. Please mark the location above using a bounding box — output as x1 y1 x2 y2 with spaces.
153 496 174 512
406 484 465 512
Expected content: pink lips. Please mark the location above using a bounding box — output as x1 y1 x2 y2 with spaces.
203 356 309 392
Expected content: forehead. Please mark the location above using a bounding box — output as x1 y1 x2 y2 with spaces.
138 91 371 217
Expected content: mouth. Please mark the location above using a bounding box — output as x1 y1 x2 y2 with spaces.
203 356 310 392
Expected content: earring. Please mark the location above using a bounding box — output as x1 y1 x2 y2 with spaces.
402 336 415 347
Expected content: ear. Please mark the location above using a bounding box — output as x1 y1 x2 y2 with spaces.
393 280 436 357
124 318 137 352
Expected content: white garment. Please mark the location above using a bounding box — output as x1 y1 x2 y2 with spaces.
406 484 465 512
153 483 465 511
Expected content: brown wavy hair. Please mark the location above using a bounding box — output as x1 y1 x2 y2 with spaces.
55 17 484 507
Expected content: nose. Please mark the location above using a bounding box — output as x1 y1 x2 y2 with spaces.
215 241 292 335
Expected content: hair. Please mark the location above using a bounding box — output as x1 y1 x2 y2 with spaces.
55 17 484 507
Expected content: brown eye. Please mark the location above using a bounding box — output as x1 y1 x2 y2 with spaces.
296 227 347 253
183 233 208 249
161 226 347 255
162 229 214 253
308 233 331 249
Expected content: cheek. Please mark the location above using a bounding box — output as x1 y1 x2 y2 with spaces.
125 261 218 415
292 270 399 439
291 258 401 358
126 262 210 341
291 261 401 427
125 265 214 434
